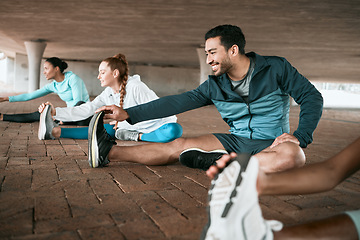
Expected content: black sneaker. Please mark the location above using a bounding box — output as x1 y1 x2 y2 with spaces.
88 111 116 168
38 105 56 140
179 148 228 170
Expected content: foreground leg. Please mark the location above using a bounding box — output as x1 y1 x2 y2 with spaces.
274 213 359 240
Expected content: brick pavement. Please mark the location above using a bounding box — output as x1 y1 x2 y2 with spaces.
0 94 359 239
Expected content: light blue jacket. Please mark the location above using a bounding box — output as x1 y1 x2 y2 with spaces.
9 71 89 107
126 52 323 148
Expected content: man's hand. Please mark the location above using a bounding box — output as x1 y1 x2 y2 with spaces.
38 102 56 116
270 133 300 149
95 105 129 122
0 97 9 102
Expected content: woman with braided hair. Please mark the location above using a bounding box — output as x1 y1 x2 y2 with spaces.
38 53 182 143
0 57 90 124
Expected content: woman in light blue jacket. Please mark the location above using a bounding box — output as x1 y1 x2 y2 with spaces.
0 57 90 124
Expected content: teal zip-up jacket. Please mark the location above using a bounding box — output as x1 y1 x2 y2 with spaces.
126 52 323 148
9 71 90 107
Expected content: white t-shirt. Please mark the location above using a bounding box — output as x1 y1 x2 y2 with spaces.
54 74 177 133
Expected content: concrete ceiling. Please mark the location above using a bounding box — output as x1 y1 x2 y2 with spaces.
0 0 359 82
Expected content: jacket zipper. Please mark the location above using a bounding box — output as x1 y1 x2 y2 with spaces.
247 103 253 139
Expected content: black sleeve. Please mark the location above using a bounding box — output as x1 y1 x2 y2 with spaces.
126 82 213 125
279 58 323 148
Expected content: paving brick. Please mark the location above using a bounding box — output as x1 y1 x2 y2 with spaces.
62 144 86 156
27 145 47 157
87 177 124 196
116 213 166 240
11 231 81 240
46 145 66 157
171 178 209 205
35 214 114 234
29 156 54 169
31 168 59 190
1 169 32 191
130 190 198 238
63 180 102 217
0 156 8 169
78 225 125 240
55 162 83 181
35 195 72 221
157 188 206 219
0 208 34 238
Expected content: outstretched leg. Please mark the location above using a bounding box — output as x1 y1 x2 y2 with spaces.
274 213 359 240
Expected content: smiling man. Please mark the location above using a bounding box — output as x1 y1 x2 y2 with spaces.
89 24 323 172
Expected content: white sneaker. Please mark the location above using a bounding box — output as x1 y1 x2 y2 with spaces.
38 105 55 140
201 154 282 240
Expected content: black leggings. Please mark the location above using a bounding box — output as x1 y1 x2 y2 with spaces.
2 101 92 126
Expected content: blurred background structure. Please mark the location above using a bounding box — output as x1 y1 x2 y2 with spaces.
0 0 360 105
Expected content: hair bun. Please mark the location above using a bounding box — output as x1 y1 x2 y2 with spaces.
113 53 127 63
61 61 68 71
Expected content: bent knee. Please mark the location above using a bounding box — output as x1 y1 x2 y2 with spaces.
276 142 305 171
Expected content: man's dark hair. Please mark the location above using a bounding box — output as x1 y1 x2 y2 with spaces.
205 25 246 54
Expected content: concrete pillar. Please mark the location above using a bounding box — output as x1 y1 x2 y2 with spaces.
197 48 212 84
24 40 47 92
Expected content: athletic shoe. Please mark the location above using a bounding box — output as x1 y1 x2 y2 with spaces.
88 111 116 168
200 154 282 240
38 105 56 140
115 129 139 141
179 148 228 170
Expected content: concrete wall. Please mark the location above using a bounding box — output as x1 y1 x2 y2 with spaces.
130 64 200 97
0 56 14 86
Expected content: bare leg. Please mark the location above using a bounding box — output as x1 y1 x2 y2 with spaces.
108 134 224 165
274 214 358 240
255 141 305 172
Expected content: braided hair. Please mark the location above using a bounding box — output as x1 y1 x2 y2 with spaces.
102 53 129 108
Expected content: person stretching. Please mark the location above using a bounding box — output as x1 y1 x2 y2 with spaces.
0 57 90 125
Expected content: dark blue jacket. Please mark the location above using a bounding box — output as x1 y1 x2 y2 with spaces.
126 52 323 148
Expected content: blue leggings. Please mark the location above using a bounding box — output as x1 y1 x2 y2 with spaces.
60 122 183 143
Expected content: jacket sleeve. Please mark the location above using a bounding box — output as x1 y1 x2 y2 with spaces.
126 81 213 125
9 84 52 102
279 58 323 148
68 74 88 104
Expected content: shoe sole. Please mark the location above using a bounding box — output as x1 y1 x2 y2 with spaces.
180 148 228 155
201 154 261 240
38 105 50 140
88 112 102 168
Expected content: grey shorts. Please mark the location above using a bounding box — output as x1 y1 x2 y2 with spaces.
345 210 360 239
213 133 274 154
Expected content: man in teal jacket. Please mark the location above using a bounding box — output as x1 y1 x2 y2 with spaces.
89 24 323 172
